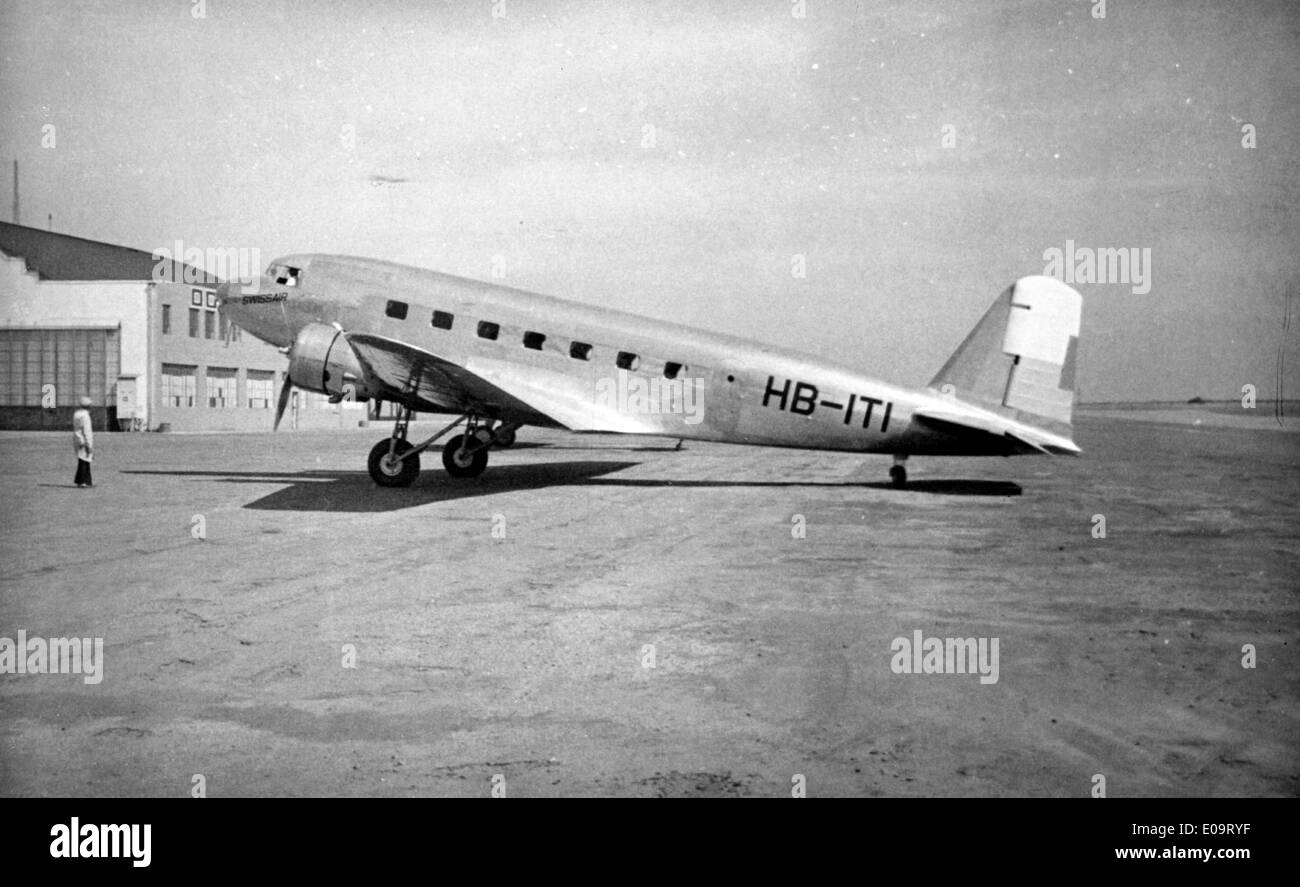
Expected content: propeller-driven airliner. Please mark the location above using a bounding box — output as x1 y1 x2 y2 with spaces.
216 257 1082 488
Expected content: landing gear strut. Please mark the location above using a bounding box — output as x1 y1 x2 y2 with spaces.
365 407 520 486
889 455 908 488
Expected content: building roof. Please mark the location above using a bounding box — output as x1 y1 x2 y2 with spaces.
0 221 220 285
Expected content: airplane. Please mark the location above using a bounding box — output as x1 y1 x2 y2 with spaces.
216 256 1082 488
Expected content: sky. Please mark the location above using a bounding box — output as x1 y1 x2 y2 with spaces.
1 0 1297 402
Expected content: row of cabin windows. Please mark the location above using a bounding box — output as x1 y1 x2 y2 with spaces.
384 299 685 380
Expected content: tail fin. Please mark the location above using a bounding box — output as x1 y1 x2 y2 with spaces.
929 276 1082 437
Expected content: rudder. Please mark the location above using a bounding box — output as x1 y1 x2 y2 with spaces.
929 276 1082 434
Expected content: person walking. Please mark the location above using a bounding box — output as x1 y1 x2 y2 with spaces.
73 396 94 488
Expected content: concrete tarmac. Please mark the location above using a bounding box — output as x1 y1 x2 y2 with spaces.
1 410 1296 796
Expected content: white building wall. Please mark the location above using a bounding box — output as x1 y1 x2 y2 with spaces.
0 254 149 416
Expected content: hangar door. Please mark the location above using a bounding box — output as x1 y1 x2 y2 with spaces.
0 327 121 408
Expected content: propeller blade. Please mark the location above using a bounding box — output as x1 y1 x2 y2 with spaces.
273 378 293 431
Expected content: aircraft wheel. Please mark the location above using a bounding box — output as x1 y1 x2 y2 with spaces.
442 434 489 478
492 427 516 448
889 464 907 488
369 439 419 487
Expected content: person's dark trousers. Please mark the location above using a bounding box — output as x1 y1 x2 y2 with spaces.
74 459 93 487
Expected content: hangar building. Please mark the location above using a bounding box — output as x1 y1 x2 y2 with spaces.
0 222 367 432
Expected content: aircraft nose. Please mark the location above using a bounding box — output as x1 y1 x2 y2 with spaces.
216 276 292 346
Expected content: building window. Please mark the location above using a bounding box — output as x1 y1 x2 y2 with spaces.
162 304 171 334
190 289 203 306
161 364 197 407
570 341 592 361
207 368 237 408
385 300 408 320
247 371 275 409
431 310 454 330
204 310 215 339
616 351 639 371
523 331 546 350
188 308 200 338
477 321 499 340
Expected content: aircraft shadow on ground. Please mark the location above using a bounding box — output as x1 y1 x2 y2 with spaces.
121 462 1020 511
581 478 1021 497
122 460 642 511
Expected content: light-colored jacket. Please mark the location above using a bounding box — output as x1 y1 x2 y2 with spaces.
73 408 94 462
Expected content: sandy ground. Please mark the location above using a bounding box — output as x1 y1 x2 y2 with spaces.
0 412 1296 797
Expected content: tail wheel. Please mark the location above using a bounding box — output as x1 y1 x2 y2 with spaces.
369 439 420 487
889 464 907 488
492 427 516 448
442 434 489 478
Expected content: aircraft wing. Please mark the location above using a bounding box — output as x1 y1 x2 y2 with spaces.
911 408 1081 456
344 332 662 433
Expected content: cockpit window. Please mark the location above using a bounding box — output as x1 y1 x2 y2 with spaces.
269 264 301 286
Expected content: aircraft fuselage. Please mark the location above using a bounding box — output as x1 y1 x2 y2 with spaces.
219 253 1081 472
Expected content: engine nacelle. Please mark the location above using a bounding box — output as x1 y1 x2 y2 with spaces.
286 323 374 401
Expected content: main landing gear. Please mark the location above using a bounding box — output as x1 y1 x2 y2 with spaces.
889 454 908 489
367 407 520 487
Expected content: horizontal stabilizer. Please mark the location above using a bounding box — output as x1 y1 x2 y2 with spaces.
913 409 1081 456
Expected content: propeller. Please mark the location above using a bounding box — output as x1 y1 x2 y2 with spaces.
274 340 295 431
273 375 294 430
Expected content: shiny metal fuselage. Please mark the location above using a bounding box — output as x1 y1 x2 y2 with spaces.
223 254 1021 456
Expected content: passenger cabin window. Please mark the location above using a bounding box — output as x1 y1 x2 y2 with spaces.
523 331 546 351
616 351 639 371
663 362 682 379
477 321 500 340
385 300 408 320
570 342 592 360
431 310 454 330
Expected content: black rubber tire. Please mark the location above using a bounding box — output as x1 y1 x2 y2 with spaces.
442 434 489 478
492 427 516 448
369 439 420 487
889 465 907 488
